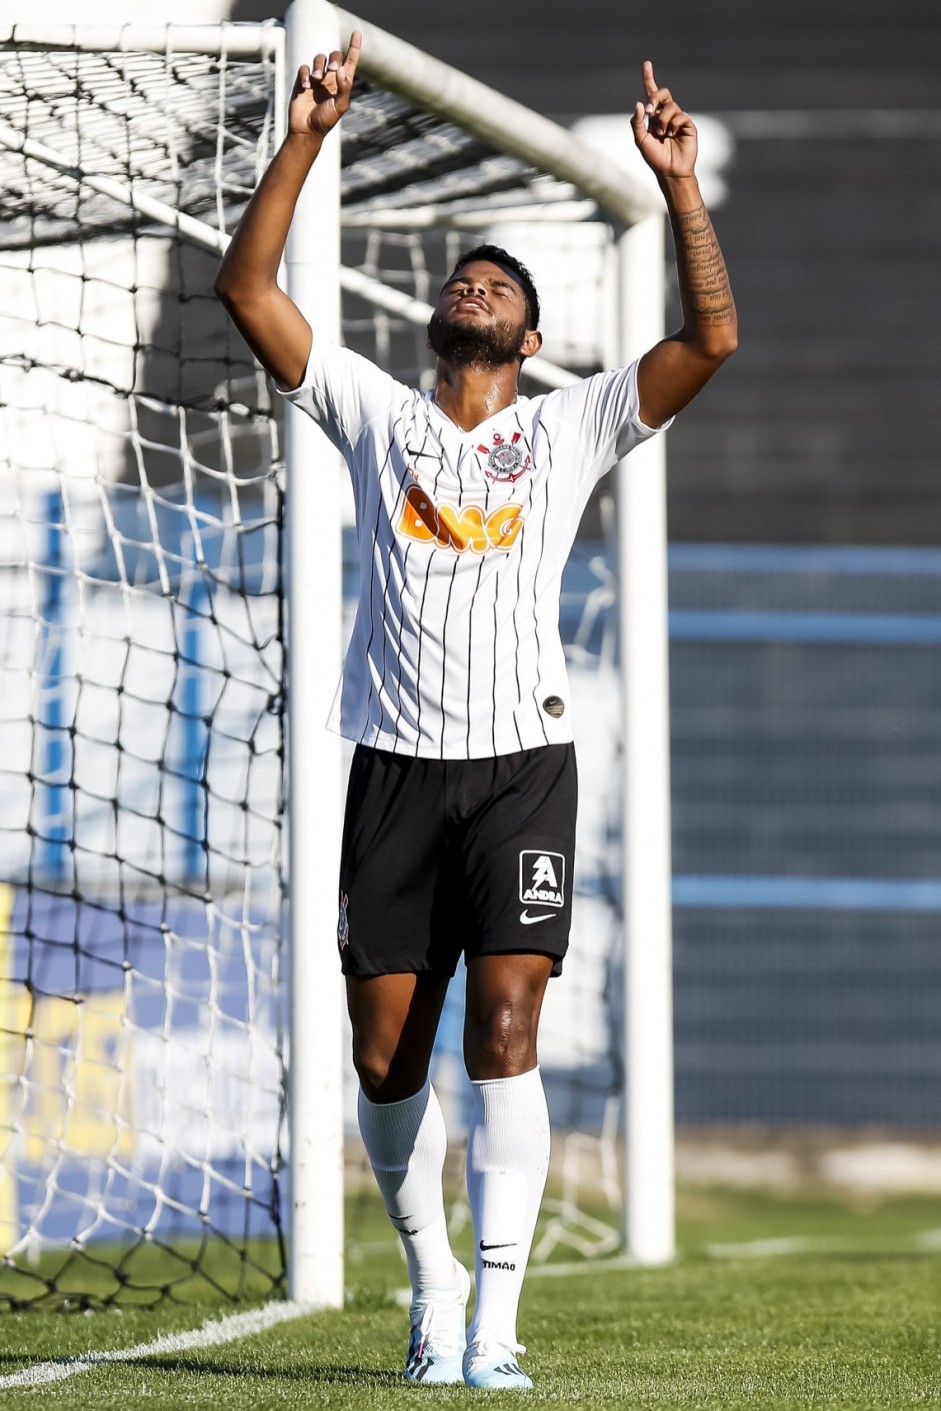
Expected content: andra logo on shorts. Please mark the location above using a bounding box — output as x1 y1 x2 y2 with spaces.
519 851 565 910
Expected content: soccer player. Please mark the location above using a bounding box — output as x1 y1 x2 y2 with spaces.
215 30 736 1390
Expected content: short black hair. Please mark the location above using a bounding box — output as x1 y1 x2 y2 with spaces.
447 244 541 330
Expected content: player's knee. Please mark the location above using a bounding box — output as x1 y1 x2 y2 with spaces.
463 998 538 1079
350 1035 393 1099
351 1034 428 1103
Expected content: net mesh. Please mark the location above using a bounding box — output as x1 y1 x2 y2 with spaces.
0 45 274 248
0 39 286 1309
0 28 625 1307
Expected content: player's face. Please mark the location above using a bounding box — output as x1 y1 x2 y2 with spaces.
427 261 531 367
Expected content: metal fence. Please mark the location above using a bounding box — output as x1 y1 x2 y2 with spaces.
668 544 941 1126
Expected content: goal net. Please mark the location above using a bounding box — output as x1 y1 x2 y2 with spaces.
0 1 669 1309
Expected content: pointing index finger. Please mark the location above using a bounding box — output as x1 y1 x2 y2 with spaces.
642 59 657 98
344 29 363 75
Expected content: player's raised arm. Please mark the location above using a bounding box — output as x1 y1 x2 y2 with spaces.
630 60 738 429
214 30 362 391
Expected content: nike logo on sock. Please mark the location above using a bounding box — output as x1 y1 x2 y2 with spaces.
479 1241 518 1252
390 1214 419 1234
519 911 554 925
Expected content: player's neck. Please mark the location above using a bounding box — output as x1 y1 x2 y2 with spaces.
432 361 520 432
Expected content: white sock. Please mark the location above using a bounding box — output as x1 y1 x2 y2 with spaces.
465 1066 550 1346
357 1079 459 1295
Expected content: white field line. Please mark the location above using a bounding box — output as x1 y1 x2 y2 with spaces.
707 1229 941 1259
0 1299 313 1390
538 1233 941 1264
706 1236 849 1259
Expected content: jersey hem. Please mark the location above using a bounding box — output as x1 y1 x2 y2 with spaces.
331 721 575 760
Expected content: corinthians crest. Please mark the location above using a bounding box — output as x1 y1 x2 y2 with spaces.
477 431 532 484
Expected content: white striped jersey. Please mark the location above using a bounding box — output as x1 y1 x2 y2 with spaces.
284 339 668 759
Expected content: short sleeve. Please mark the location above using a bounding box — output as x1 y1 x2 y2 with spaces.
542 360 673 483
278 338 402 456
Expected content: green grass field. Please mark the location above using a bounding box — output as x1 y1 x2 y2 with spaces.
1 1185 939 1408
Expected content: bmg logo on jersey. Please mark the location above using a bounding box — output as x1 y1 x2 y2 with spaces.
519 851 565 908
397 485 524 554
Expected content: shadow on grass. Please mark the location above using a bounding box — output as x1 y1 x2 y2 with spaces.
145 1356 405 1385
0 1352 404 1388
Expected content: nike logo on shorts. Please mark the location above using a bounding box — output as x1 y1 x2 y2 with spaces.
519 911 555 925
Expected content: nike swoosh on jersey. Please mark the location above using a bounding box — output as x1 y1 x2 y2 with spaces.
519 911 556 925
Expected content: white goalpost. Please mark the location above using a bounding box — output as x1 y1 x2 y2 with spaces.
0 0 674 1310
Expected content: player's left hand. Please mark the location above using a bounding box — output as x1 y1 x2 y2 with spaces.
631 60 698 180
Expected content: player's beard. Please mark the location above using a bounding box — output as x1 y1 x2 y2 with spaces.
427 308 528 368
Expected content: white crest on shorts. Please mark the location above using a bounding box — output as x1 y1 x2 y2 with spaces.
337 891 350 949
519 850 565 908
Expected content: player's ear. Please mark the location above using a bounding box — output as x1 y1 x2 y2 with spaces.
521 329 542 359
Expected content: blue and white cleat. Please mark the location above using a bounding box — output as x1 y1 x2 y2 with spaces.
404 1261 470 1384
463 1330 533 1390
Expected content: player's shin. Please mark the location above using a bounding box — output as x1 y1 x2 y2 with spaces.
357 1079 458 1293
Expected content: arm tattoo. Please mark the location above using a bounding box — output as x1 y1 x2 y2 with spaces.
672 203 736 328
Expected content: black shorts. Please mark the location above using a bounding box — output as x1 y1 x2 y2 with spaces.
336 743 577 979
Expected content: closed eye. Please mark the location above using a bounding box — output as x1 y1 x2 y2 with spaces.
441 277 514 298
